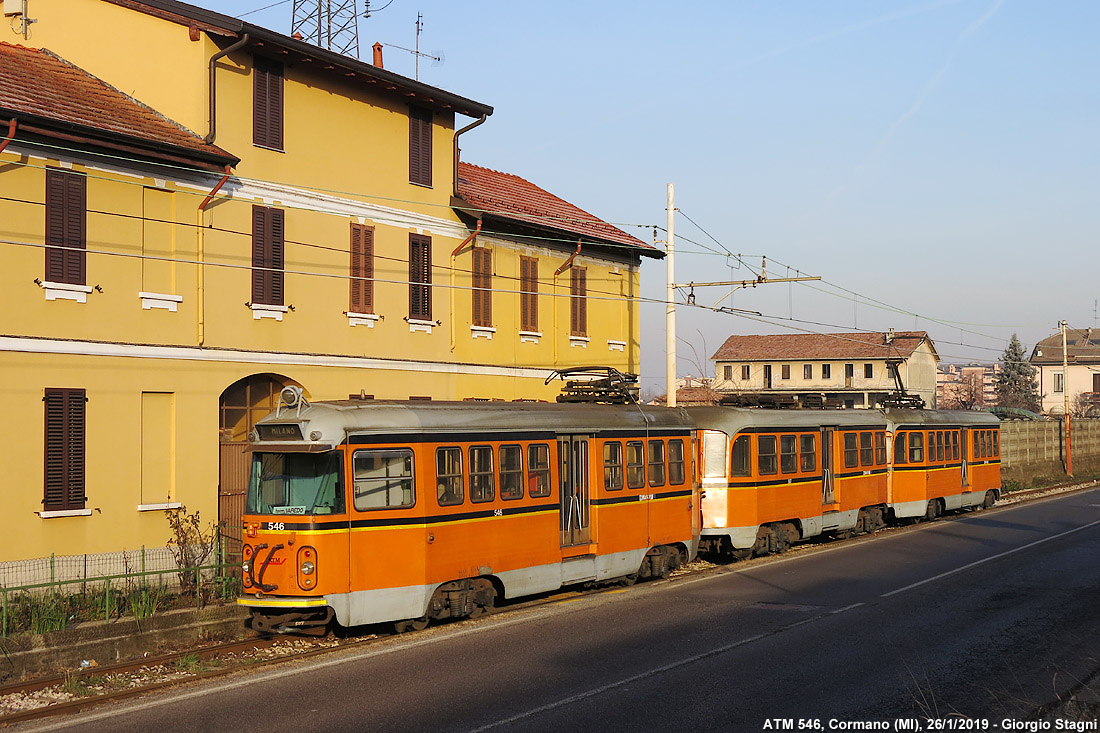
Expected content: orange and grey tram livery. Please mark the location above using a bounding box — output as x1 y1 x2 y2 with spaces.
237 396 698 634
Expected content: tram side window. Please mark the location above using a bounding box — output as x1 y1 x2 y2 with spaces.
731 434 751 478
469 445 495 503
894 433 908 464
527 443 552 498
800 434 816 472
844 433 859 468
436 447 465 506
648 440 666 487
979 431 988 459
668 439 686 485
992 430 999 456
780 435 797 474
500 444 524 500
758 435 778 475
909 432 924 462
702 431 727 479
936 431 945 462
950 431 959 461
874 432 887 465
353 448 415 511
859 432 873 467
603 441 624 491
626 441 645 489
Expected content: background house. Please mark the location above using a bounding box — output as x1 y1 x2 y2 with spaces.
1030 328 1100 415
710 330 938 409
0 0 656 568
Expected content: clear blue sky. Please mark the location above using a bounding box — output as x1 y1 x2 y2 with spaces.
201 0 1099 394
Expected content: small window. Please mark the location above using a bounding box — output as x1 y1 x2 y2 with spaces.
353 449 414 511
436 447 464 506
648 440 666 487
731 434 751 478
500 444 523 500
803 364 812 380
626 441 645 489
668 439 686 485
894 433 908 464
527 444 551 498
860 432 873 467
844 433 859 468
874 432 887 465
992 431 999 456
780 435 797 474
1054 372 1064 393
469 445 495 503
864 363 873 379
909 432 924 463
603 441 624 491
800 434 816 472
822 364 832 380
741 365 750 380
978 431 988 459
724 365 732 381
781 364 791 380
950 431 959 461
758 435 778 475
935 431 945 462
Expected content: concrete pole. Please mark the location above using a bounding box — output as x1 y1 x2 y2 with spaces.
666 183 676 407
1062 319 1073 476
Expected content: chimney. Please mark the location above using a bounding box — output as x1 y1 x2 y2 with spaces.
372 42 383 68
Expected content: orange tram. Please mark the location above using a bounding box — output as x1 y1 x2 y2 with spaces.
237 396 1000 635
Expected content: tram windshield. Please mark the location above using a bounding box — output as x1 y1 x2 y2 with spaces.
246 452 345 516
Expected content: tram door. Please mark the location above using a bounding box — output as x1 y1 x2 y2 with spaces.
821 427 836 504
558 436 591 547
960 428 970 487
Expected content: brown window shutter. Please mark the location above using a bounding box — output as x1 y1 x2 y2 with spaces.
520 256 538 332
251 206 267 303
472 247 492 327
254 58 284 150
409 234 432 320
44 388 86 511
571 267 587 336
252 206 285 305
350 223 374 313
45 169 86 285
409 106 432 186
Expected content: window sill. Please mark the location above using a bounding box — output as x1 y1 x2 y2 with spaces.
253 143 285 154
250 303 289 321
470 325 496 340
569 336 590 348
607 339 626 352
519 330 542 344
38 508 92 518
41 281 92 303
407 318 435 334
138 502 182 512
408 181 433 189
347 312 380 328
139 291 183 312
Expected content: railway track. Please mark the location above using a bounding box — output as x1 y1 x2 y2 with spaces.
2 479 1095 726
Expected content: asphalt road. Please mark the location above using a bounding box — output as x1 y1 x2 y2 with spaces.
23 487 1100 733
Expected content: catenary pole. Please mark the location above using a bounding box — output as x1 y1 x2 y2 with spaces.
666 184 676 407
1062 319 1073 476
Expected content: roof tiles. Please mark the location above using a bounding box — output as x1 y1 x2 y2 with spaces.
0 42 234 164
457 161 652 254
712 331 931 361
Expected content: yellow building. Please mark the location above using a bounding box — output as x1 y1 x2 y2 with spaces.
0 0 659 567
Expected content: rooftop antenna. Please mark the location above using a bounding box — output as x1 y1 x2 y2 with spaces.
380 12 444 80
292 0 360 57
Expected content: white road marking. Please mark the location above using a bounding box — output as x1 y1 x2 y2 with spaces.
881 518 1100 598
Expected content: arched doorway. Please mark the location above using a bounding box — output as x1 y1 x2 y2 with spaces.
218 374 306 557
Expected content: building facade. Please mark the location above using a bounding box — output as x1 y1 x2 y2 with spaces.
710 331 939 409
936 363 999 409
0 0 656 565
1030 328 1100 416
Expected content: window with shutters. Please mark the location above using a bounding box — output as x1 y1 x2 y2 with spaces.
43 388 86 512
349 223 374 314
520 256 539 332
252 206 285 306
570 267 587 337
471 247 492 327
253 57 284 150
409 233 432 320
45 169 86 285
409 105 432 186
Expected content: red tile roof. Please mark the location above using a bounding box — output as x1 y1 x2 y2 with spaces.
1031 328 1100 364
457 161 654 255
712 331 933 361
0 43 235 166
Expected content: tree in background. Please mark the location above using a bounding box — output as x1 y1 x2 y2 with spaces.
940 372 985 410
995 334 1041 411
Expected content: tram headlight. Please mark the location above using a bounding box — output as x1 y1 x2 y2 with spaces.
297 546 318 590
300 561 315 575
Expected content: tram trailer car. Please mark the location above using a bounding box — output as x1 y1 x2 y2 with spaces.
687 407 1001 559
237 399 699 634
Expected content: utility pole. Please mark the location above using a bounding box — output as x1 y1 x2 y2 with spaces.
1061 319 1073 477
666 183 677 407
